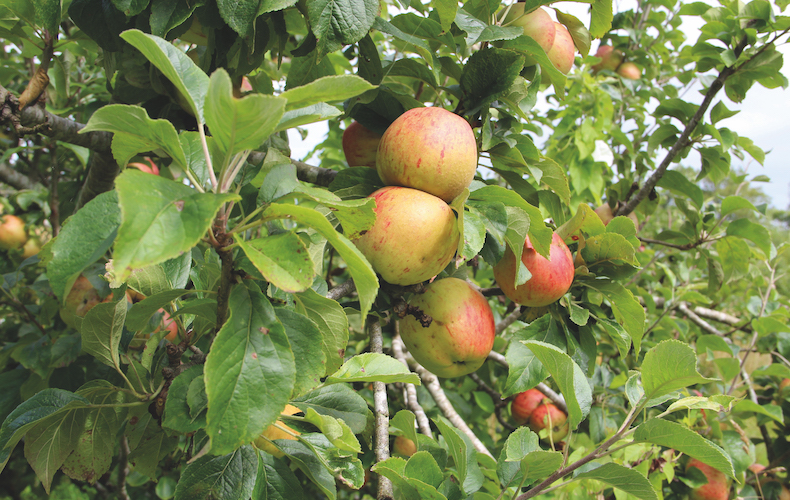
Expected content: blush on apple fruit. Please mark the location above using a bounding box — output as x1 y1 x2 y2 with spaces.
343 121 382 168
617 61 642 80
498 5 556 58
59 275 104 329
254 404 301 458
399 277 495 378
546 22 575 74
529 403 569 442
686 458 730 500
493 232 575 307
352 186 459 286
511 388 546 425
392 435 417 457
0 215 28 251
594 203 639 231
591 45 624 73
376 107 477 203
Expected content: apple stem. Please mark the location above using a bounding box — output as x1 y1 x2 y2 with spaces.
393 300 433 327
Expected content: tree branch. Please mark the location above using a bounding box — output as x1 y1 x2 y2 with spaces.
391 331 432 436
677 303 731 341
367 317 394 500
75 151 118 209
327 279 356 301
496 306 524 335
395 337 494 458
0 162 42 190
617 25 757 218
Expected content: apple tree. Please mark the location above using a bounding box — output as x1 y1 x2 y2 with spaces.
0 0 789 498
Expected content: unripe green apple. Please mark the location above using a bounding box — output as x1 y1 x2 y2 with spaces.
0 215 28 251
529 403 569 441
400 277 495 378
59 275 104 329
343 121 382 168
376 107 477 203
393 435 417 457
493 232 575 307
498 5 556 58
686 458 730 500
591 45 624 73
353 186 459 286
21 236 42 259
617 61 642 80
511 388 546 425
546 22 575 74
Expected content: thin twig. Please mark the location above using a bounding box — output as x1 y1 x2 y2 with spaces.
496 306 524 335
677 303 731 342
49 141 59 236
392 331 432 436
118 436 131 500
367 317 394 500
327 280 356 301
469 373 515 432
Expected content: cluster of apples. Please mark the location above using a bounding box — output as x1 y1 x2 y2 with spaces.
498 5 576 75
511 388 569 442
342 108 496 378
591 45 642 80
0 214 42 259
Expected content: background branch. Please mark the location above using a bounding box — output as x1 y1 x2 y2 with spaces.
367 317 394 500
392 331 432 436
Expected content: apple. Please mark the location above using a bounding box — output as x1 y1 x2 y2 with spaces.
498 5 556 57
529 403 569 442
343 121 382 168
594 204 639 230
591 45 624 73
0 215 28 251
399 277 495 378
254 404 301 458
153 309 179 342
686 459 730 500
21 236 42 259
352 186 459 286
59 275 104 329
376 107 477 203
546 22 575 74
511 388 546 425
392 435 417 457
617 61 642 80
493 232 575 307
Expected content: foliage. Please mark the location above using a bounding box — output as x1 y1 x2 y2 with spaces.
0 0 789 499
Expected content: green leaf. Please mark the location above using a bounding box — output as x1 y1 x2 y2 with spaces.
720 195 758 216
80 104 187 169
519 450 565 484
263 203 378 319
581 279 645 354
255 452 307 500
80 298 127 370
503 315 552 398
280 75 376 111
641 340 716 401
533 157 571 206
589 0 613 38
434 417 484 495
163 365 207 434
301 408 361 453
274 437 338 499
174 446 258 500
205 69 287 157
0 389 90 473
34 0 61 33
237 233 315 293
294 289 350 376
125 289 190 331
656 170 704 209
581 232 639 277
666 395 737 414
275 103 343 133
574 463 658 500
372 457 447 500
120 30 209 123
710 100 739 124
204 282 295 454
503 427 540 462
634 419 734 478
216 0 258 37
726 218 772 256
433 0 457 31
326 353 420 385
556 203 607 244
293 385 370 435
112 170 239 286
460 47 525 113
274 308 326 397
61 381 131 485
522 340 593 429
556 11 591 57
23 403 89 493
405 451 444 489
732 400 783 424
308 0 378 58
47 191 121 302
127 414 179 479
